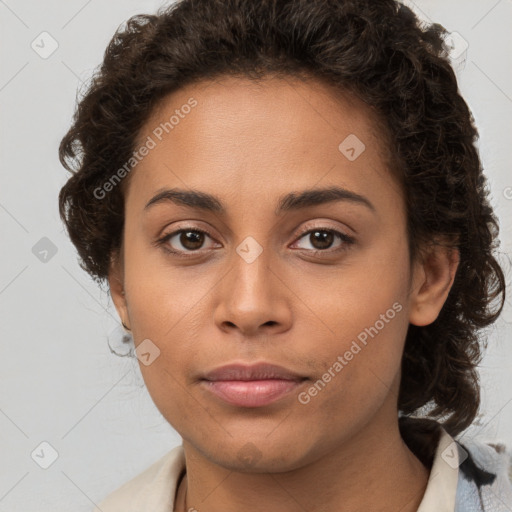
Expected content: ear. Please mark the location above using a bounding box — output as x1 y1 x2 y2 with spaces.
108 249 130 330
408 242 460 327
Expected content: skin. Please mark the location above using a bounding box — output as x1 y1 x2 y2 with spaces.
108 75 459 512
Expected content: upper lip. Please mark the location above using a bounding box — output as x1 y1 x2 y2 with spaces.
202 362 306 381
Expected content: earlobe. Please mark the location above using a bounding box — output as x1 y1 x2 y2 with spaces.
107 250 130 330
408 244 460 327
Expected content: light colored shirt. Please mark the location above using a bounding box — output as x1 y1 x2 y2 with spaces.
92 427 512 511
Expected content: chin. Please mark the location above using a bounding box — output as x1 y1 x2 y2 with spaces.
194 434 316 473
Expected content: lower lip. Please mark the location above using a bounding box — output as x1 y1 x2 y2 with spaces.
202 379 305 407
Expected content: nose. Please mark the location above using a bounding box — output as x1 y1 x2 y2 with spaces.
212 247 292 338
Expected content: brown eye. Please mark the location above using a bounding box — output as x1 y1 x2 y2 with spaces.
179 230 206 250
308 230 335 250
293 228 355 254
160 228 218 254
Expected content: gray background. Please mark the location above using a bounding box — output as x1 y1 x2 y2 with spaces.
1 0 511 510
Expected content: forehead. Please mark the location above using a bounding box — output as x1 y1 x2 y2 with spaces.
127 75 401 216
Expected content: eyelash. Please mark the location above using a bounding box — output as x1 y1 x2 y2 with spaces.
156 226 355 259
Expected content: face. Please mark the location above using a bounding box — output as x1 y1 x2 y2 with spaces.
109 75 454 472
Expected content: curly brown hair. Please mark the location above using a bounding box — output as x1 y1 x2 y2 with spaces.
58 0 506 438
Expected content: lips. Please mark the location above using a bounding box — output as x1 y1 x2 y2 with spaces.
203 362 305 381
200 362 307 407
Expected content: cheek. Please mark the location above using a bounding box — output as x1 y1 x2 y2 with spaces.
122 239 212 341
294 307 407 447
121 246 212 415
293 244 410 412
302 301 407 397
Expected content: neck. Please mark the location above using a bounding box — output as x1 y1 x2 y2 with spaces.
176 416 430 512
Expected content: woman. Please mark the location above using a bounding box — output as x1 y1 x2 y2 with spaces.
58 0 512 510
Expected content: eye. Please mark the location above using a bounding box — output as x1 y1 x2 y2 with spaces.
158 228 219 256
292 228 355 254
156 225 355 258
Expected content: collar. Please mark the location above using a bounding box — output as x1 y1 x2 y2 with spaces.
416 427 459 511
94 425 512 511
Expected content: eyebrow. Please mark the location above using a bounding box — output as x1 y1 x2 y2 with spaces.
144 186 376 215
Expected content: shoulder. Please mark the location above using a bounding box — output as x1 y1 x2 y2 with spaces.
455 435 512 511
400 417 512 511
92 445 186 512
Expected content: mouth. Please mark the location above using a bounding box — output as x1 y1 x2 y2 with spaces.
200 362 308 408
